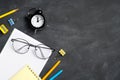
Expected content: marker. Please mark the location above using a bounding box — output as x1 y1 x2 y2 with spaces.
0 9 19 19
49 70 63 80
42 60 61 80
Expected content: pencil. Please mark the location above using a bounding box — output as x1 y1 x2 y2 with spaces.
42 60 61 80
0 8 19 19
49 70 63 80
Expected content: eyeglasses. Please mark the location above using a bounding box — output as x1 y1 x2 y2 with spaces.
11 38 54 59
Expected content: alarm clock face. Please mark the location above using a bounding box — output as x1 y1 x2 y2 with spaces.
31 14 44 28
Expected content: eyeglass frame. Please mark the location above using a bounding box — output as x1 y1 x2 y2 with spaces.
11 38 55 59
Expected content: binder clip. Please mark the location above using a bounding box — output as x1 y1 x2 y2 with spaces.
53 49 66 61
59 49 66 56
8 18 15 26
0 24 9 34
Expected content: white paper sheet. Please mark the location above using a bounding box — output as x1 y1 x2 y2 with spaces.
0 28 52 79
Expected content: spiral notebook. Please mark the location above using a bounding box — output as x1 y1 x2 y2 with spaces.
0 28 52 79
9 65 41 80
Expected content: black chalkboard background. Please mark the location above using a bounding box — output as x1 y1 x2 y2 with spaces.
1 0 120 80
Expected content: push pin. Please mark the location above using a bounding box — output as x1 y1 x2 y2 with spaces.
8 18 15 26
59 49 66 56
0 24 9 34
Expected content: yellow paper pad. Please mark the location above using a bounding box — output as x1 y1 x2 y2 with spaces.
9 65 41 80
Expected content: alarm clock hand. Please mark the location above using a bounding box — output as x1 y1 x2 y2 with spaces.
37 16 39 22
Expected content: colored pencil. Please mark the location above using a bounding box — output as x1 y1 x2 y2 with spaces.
0 9 19 19
42 60 61 80
49 70 63 80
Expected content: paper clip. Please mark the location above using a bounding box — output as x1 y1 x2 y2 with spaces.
0 24 9 34
59 49 66 56
8 18 15 26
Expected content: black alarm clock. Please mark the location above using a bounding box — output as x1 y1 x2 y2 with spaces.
26 8 45 33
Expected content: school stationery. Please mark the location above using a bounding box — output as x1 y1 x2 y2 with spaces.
0 9 19 19
8 18 15 26
0 24 9 34
49 70 63 80
11 38 53 59
59 49 66 56
9 65 41 80
0 28 52 79
42 60 61 80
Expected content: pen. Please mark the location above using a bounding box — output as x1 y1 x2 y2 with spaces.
0 9 19 19
49 70 63 80
42 60 61 80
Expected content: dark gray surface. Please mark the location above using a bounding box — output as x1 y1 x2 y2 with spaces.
0 0 120 80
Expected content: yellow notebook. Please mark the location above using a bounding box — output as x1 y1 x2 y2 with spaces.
9 65 41 80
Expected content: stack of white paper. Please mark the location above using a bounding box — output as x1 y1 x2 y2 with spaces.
0 28 52 79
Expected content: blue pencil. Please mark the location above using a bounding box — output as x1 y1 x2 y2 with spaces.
49 70 63 80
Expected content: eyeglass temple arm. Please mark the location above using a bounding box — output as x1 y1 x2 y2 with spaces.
11 39 55 51
16 45 29 51
11 39 45 48
11 39 29 45
37 46 55 51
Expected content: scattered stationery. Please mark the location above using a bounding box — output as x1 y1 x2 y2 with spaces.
0 8 19 19
9 65 41 80
59 49 66 56
8 18 15 26
0 28 53 79
0 24 9 34
49 70 63 80
42 60 61 80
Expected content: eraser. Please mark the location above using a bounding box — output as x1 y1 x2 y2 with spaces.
0 24 9 34
8 18 15 26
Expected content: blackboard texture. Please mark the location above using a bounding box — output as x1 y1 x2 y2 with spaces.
1 0 120 80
